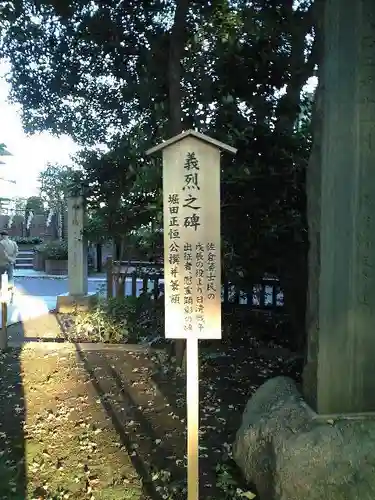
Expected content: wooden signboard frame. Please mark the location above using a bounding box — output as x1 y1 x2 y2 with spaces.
147 130 236 500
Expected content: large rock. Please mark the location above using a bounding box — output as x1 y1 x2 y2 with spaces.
233 376 375 500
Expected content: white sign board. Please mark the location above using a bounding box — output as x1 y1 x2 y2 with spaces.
147 130 236 340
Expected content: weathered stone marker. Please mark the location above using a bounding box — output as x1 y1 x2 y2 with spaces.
305 0 375 416
56 196 95 313
234 1 375 498
67 196 88 296
146 130 236 500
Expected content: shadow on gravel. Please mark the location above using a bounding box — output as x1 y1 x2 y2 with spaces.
0 341 26 500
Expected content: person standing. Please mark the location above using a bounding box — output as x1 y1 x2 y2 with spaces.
0 230 18 291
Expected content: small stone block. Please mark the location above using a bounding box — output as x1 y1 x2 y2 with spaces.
56 294 97 313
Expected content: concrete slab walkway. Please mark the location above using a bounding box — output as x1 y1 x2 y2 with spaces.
0 271 163 331
0 292 58 328
6 312 65 344
9 294 57 323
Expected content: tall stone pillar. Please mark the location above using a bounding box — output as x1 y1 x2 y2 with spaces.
315 0 375 414
56 196 95 313
67 196 88 296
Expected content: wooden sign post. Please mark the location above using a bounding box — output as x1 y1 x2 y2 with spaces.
146 130 236 499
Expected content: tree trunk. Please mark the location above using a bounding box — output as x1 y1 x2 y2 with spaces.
96 243 102 273
168 0 189 138
280 252 308 353
115 236 128 296
303 0 325 409
167 0 190 367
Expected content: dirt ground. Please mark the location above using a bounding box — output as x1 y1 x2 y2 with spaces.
0 340 301 500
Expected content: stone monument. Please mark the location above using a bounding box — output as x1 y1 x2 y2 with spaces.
56 196 96 313
233 0 375 498
305 0 375 416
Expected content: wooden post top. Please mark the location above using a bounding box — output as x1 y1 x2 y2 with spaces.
146 129 237 156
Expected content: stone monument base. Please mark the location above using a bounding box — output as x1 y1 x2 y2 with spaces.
56 293 97 314
233 376 375 500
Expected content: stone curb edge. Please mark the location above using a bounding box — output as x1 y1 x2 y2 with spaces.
7 340 162 352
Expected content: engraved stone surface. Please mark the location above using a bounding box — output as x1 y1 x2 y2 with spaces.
67 196 88 296
307 0 375 414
